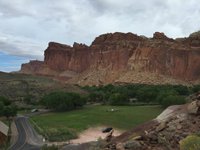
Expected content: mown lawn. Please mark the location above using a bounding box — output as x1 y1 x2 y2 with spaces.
31 105 163 141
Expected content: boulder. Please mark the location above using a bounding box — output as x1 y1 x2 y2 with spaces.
156 122 167 132
116 143 125 150
123 140 142 150
177 124 182 130
187 101 200 115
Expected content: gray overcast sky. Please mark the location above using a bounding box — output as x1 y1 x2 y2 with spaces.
0 0 200 61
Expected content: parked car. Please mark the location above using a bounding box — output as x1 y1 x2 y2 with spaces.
102 127 113 133
31 109 38 113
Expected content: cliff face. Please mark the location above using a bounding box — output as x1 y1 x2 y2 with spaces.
20 31 200 85
20 60 58 76
44 42 90 72
44 32 144 72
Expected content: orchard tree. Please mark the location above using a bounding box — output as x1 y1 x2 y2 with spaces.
41 91 86 111
161 95 186 108
108 93 129 105
3 105 17 119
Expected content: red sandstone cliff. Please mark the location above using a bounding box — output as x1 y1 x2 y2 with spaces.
19 31 200 85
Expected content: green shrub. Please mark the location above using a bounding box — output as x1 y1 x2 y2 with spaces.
156 90 178 103
87 91 105 103
180 135 200 150
0 96 17 118
108 93 129 105
82 84 193 106
192 85 200 93
173 85 191 95
3 105 17 118
45 128 77 142
136 87 158 103
0 96 11 106
161 95 186 108
40 91 86 111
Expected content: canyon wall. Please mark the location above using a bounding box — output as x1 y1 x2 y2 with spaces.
20 31 200 85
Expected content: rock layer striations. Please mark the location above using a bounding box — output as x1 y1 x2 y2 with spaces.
20 31 200 85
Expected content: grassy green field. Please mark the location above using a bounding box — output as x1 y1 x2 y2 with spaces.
31 105 163 141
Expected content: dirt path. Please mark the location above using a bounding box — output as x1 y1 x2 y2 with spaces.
70 127 123 144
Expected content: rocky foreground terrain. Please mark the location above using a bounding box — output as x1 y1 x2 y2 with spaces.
20 31 200 85
61 93 200 150
104 93 200 150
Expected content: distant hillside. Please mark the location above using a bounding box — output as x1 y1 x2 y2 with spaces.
0 72 87 103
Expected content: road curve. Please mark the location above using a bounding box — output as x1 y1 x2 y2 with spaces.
9 117 43 150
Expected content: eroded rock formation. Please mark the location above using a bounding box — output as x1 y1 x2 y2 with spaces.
19 31 200 85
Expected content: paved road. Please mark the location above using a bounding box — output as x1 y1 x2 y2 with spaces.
9 117 44 150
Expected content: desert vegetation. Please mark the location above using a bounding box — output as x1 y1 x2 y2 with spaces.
82 84 196 107
40 91 86 111
0 96 17 120
0 72 86 106
38 84 193 112
180 135 200 150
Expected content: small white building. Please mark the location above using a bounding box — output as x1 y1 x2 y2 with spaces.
129 98 138 103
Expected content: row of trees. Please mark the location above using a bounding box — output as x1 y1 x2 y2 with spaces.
40 84 199 111
82 84 189 107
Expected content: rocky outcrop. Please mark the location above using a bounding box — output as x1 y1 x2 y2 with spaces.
44 42 90 72
20 31 200 85
153 32 174 41
20 60 58 76
109 94 200 150
20 60 44 74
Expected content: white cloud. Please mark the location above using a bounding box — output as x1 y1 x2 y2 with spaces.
0 0 200 61
0 32 44 59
